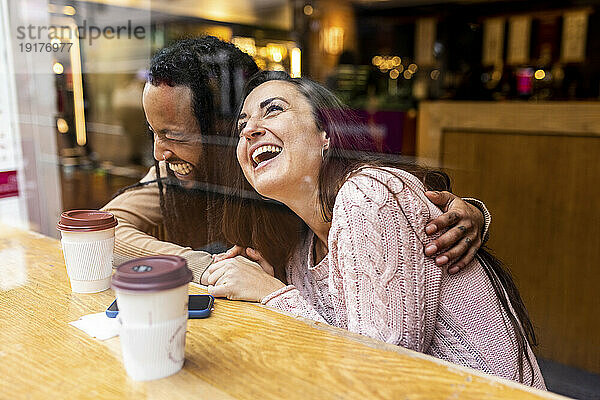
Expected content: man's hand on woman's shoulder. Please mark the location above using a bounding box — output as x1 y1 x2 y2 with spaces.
424 191 485 275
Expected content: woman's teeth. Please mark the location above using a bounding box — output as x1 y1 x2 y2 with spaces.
251 145 283 165
168 162 193 175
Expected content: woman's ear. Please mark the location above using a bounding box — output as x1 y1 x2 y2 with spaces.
321 131 330 149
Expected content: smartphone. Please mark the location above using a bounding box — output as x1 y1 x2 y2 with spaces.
105 294 214 319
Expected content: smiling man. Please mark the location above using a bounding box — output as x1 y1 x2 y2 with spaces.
102 36 491 283
144 83 202 185
102 36 260 280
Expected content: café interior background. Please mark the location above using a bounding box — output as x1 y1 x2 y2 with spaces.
1 0 598 392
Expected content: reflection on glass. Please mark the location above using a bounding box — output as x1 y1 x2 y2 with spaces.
0 248 28 291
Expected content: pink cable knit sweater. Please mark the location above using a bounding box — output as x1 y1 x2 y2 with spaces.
261 167 546 389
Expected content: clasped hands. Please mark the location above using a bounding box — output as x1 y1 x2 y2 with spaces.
203 191 485 302
200 247 285 303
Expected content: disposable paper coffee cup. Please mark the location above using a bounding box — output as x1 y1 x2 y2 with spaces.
119 314 188 381
115 284 188 325
57 210 118 293
112 255 193 381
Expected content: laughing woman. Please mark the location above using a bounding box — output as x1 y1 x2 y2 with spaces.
204 71 546 389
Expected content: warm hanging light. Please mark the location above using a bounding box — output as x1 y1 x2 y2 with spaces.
63 5 76 15
291 48 301 78
69 23 87 146
534 69 546 80
266 43 287 63
56 118 69 133
323 27 344 55
52 62 64 74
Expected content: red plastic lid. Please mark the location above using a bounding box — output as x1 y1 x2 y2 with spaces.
111 255 193 292
57 210 118 232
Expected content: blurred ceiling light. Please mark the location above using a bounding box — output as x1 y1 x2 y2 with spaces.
323 27 344 55
52 62 64 74
403 70 413 79
534 69 546 80
63 5 76 16
267 44 287 63
303 4 313 16
374 56 404 73
408 63 418 73
232 37 256 57
389 69 400 79
430 69 440 80
57 118 69 134
291 47 301 78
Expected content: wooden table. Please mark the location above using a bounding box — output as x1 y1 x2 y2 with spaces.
0 226 566 399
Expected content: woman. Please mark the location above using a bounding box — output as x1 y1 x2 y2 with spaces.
204 71 546 389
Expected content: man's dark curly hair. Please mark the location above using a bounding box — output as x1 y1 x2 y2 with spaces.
116 36 260 252
148 36 259 138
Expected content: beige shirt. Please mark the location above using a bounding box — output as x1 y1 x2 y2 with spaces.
101 162 213 283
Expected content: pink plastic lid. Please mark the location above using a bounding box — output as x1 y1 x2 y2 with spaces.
111 255 193 292
57 210 118 232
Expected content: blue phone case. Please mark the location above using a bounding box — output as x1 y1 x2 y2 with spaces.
106 294 214 319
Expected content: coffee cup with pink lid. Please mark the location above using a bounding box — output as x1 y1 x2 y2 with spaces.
57 210 118 293
112 255 193 381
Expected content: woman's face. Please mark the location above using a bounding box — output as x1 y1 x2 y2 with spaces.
143 83 203 187
236 80 327 200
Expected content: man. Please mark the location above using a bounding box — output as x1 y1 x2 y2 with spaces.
103 36 490 282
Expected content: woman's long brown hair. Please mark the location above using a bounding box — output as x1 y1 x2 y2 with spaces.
222 70 537 384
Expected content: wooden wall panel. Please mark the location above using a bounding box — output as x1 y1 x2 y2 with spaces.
442 131 600 373
417 102 600 374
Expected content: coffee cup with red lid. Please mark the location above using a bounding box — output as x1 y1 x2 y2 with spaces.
57 210 117 293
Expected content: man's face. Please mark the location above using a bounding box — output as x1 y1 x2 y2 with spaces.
143 83 203 187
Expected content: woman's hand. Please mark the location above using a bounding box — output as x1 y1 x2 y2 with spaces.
201 249 284 302
423 191 484 274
